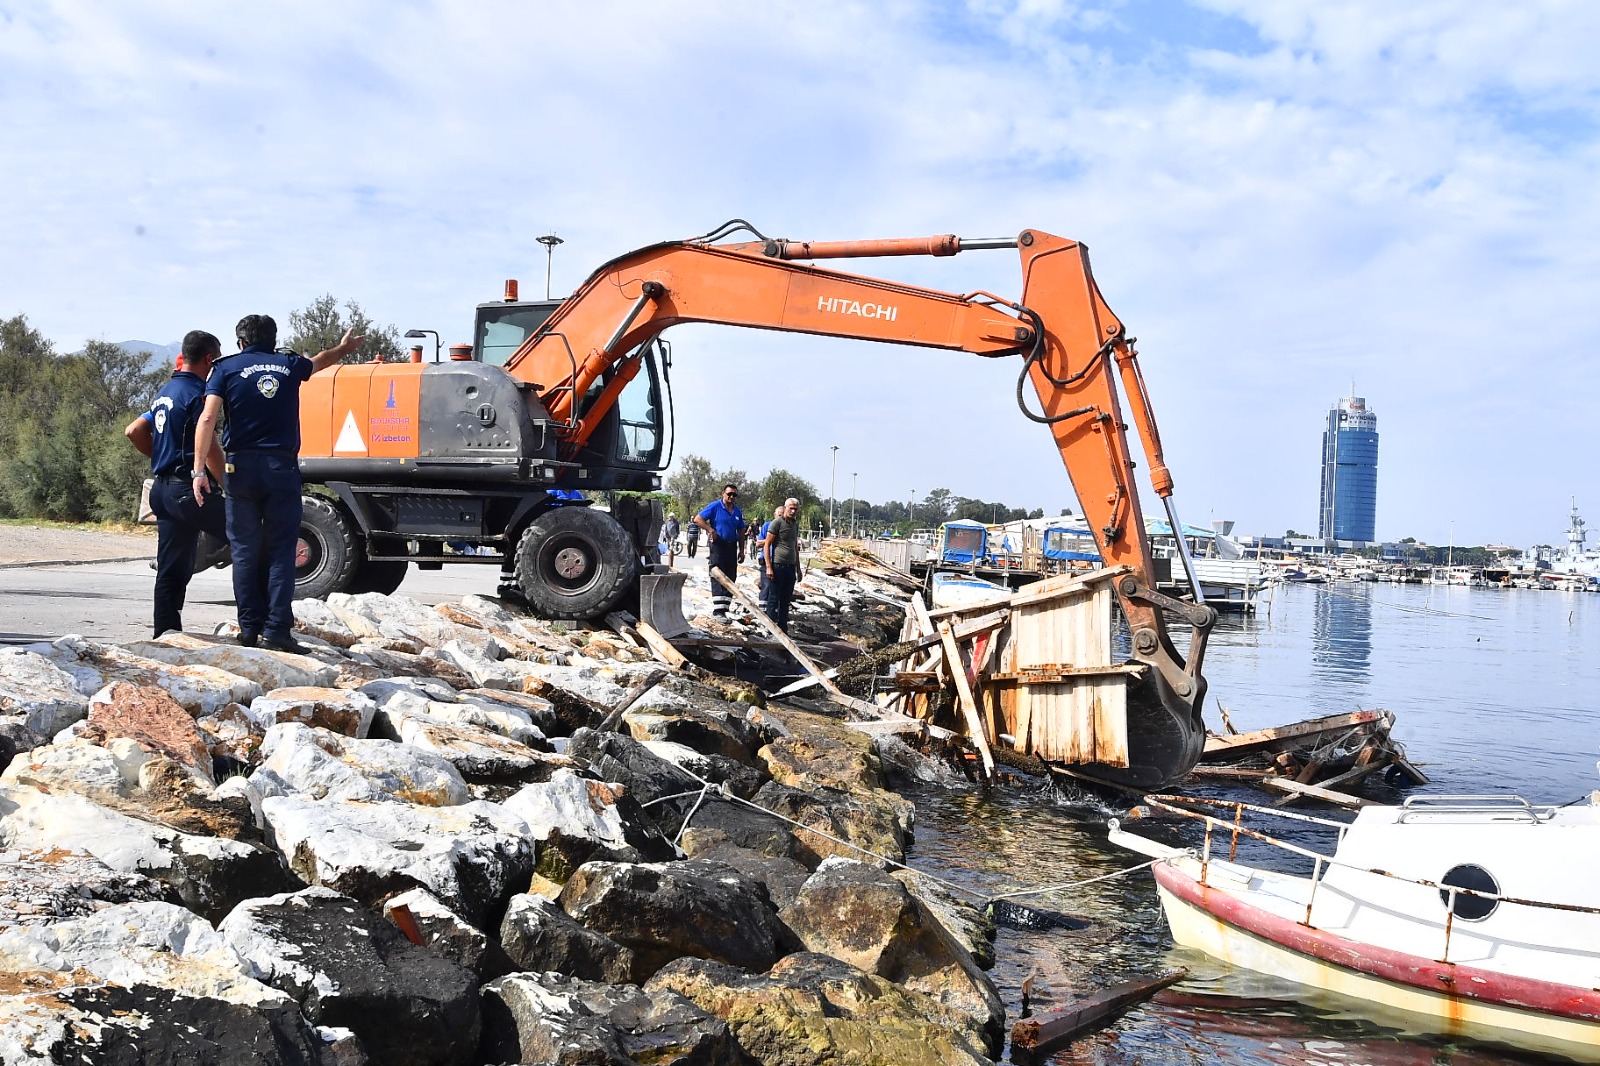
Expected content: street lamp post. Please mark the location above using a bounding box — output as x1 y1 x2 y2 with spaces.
403 328 440 362
850 473 858 539
536 234 564 300
828 445 838 536
908 491 915 536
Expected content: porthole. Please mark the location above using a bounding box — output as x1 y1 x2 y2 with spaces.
1439 864 1499 921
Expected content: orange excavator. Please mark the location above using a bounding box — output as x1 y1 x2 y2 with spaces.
294 221 1214 788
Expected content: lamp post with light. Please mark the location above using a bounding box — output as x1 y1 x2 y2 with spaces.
828 445 838 536
536 234 564 300
403 328 440 362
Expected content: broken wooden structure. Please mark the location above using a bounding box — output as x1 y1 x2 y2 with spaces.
871 566 1147 786
1188 708 1429 807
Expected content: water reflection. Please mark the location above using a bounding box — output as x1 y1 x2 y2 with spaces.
1310 584 1372 688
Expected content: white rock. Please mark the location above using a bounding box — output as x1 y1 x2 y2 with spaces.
0 740 129 802
247 687 376 738
292 597 359 640
422 700 545 747
360 676 461 705
325 593 494 651
120 640 340 690
0 649 90 735
21 636 261 715
261 794 534 922
251 722 469 806
214 774 264 829
500 769 635 854
518 662 631 706
0 899 289 1005
436 639 533 690
105 737 154 788
376 705 559 779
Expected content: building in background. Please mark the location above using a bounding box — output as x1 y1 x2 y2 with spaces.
1318 393 1379 544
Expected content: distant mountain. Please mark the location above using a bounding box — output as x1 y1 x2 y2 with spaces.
115 339 182 373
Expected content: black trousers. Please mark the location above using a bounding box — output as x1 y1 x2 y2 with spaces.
708 541 737 614
150 475 228 636
765 561 797 632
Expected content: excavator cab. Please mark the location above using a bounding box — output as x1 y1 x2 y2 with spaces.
473 296 563 366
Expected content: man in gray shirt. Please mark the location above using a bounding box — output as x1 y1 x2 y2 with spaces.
763 497 804 632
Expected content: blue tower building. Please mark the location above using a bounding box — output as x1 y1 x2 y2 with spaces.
1318 393 1378 543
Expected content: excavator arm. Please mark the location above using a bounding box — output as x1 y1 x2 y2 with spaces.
503 223 1214 787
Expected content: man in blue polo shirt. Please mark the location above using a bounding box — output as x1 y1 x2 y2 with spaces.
192 314 361 652
124 330 228 638
692 483 747 618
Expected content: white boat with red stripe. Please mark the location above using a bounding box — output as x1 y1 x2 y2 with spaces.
1109 794 1600 1061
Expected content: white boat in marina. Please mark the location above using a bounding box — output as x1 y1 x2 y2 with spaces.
927 570 1008 610
1110 794 1600 1061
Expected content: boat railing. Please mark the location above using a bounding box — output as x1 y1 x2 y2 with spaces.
1395 794 1555 824
1135 794 1600 965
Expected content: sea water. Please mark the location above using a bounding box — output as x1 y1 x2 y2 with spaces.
907 581 1600 1065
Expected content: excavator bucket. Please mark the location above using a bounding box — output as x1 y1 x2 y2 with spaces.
638 570 691 638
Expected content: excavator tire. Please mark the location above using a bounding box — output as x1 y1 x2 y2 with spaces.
348 536 408 595
295 495 361 601
514 505 637 621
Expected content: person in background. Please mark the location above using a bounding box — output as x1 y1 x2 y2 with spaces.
755 505 781 607
692 483 746 619
764 497 804 632
685 520 700 558
662 511 680 568
193 315 361 652
124 330 227 638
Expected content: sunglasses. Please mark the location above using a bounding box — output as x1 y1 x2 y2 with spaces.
724 491 738 497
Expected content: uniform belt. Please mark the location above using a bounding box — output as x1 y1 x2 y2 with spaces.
226 448 298 459
157 472 193 482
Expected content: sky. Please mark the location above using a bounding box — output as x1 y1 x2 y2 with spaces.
3 0 1598 547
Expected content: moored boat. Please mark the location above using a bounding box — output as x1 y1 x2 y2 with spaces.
1110 794 1600 1061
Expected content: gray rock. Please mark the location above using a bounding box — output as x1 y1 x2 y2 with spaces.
374 704 568 781
780 860 1004 1055
249 687 377 739
23 635 262 715
646 953 993 1066
752 780 910 868
261 794 534 925
0 847 165 927
121 637 341 690
0 649 89 735
642 739 768 799
0 719 45 777
359 676 462 706
220 887 480 1066
559 859 784 981
458 688 559 734
891 870 997 971
676 798 806 865
499 892 634 983
678 832 811 910
481 970 743 1066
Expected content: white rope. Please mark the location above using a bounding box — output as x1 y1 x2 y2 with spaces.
985 856 1168 901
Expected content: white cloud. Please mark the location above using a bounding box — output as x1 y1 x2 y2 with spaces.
2 0 1597 544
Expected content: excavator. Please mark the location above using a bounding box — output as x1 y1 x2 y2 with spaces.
292 221 1215 789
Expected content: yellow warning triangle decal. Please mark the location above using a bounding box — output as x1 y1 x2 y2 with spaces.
333 410 367 453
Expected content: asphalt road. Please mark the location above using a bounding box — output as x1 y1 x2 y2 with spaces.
0 559 511 645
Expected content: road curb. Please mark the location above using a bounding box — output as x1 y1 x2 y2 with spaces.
0 555 155 570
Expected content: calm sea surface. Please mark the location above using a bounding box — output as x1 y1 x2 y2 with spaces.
904 581 1600 1065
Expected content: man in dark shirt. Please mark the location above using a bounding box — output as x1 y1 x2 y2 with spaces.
692 484 747 619
763 497 804 632
124 330 227 638
193 315 360 652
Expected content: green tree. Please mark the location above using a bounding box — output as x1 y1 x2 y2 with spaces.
921 488 954 523
752 467 819 522
285 294 401 363
665 454 715 518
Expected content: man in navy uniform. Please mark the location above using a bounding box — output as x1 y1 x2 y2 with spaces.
124 330 228 638
193 315 361 652
691 483 747 619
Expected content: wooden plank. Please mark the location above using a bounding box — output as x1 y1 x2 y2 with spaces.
634 620 689 669
711 566 844 697
925 564 1131 621
938 619 995 783
1200 709 1387 761
989 663 1147 683
771 609 1008 700
1011 969 1187 1055
596 669 669 733
1263 777 1377 809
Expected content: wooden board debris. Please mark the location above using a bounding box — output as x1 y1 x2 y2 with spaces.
1011 969 1187 1056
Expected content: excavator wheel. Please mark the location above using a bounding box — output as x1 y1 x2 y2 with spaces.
514 505 637 620
348 536 409 596
295 495 361 601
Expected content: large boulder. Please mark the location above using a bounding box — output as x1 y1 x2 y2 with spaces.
623 705 760 766
481 971 743 1066
262 794 534 925
676 798 808 865
325 592 495 652
501 769 676 881
121 635 340 690
559 859 784 981
0 901 331 1063
220 887 480 1066
780 861 1004 1055
0 720 45 777
418 699 548 749
374 704 568 781
750 781 910 869
0 649 89 735
499 892 634 983
457 688 559 734
383 887 492 979
23 635 262 715
0 785 295 923
646 953 993 1066
642 739 768 800
249 686 377 739
892 871 997 971
250 722 469 806
678 832 811 910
